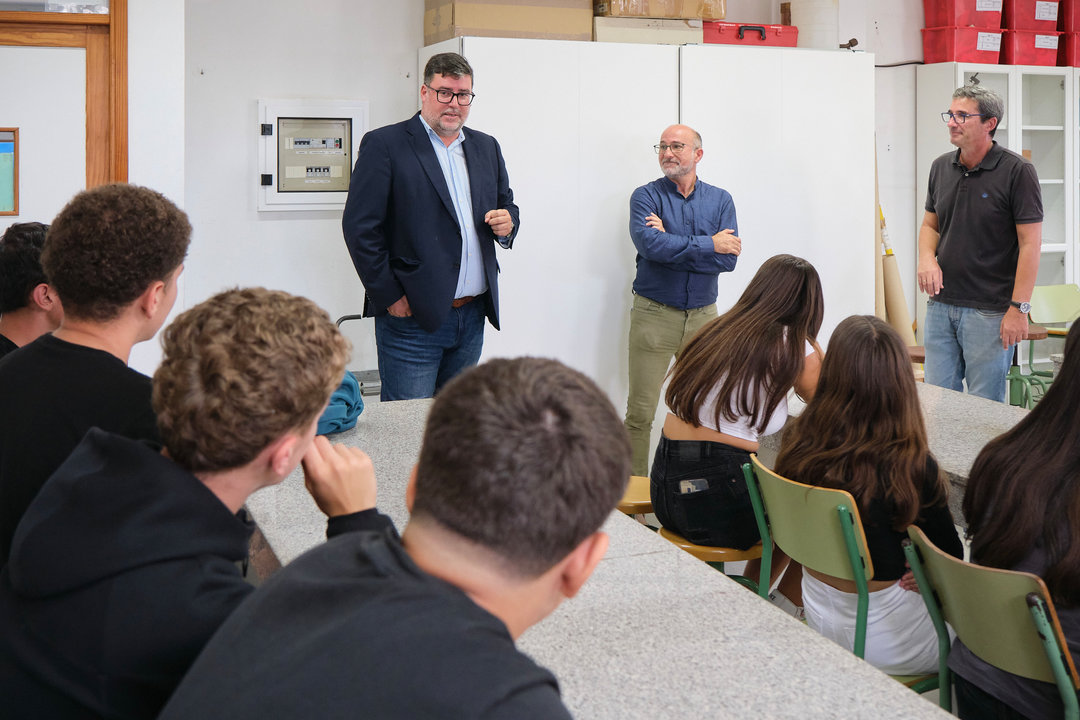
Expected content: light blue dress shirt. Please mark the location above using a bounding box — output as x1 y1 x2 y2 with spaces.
421 117 486 299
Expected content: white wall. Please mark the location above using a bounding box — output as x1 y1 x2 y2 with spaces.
128 0 186 373
0 46 85 233
183 0 425 376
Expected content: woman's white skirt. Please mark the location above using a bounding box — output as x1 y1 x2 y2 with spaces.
802 572 944 675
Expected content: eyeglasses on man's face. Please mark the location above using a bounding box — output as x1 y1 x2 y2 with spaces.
941 111 984 124
426 85 476 106
654 142 693 154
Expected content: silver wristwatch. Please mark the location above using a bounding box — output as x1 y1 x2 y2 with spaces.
1010 300 1031 314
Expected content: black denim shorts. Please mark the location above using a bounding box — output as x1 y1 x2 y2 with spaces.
649 434 759 549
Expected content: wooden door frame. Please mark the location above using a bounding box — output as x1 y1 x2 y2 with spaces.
0 0 127 187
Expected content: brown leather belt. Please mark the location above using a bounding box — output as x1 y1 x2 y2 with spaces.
451 295 475 308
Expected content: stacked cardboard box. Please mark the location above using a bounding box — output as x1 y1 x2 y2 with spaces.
593 0 725 21
424 0 593 45
593 16 704 43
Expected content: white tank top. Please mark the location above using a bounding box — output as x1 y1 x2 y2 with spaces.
691 339 815 443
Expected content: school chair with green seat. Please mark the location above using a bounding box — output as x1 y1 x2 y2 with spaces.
742 455 938 693
902 525 1080 717
1015 283 1080 405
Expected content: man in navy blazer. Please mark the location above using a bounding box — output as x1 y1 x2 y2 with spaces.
342 52 520 401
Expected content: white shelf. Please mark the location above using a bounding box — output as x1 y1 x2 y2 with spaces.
1024 125 1065 131
1041 179 1066 185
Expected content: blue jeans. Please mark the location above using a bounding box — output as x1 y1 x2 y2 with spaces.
374 300 485 401
925 299 1012 403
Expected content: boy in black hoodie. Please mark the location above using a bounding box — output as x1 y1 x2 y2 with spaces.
0 287 382 719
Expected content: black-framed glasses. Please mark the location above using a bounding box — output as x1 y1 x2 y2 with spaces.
941 111 984 124
425 84 475 106
654 142 691 154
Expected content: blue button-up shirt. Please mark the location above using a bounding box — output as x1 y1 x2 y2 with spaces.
629 176 738 310
421 117 487 299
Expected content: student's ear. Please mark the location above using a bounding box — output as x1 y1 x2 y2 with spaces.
138 279 167 319
267 433 301 478
559 531 609 600
29 283 54 312
405 465 419 512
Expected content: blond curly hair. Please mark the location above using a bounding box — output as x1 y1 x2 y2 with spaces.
153 287 350 473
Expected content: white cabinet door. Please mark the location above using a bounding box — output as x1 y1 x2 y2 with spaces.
679 44 877 342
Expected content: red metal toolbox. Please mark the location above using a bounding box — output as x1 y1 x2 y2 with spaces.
1003 0 1061 31
923 0 1003 29
922 26 1003 62
1002 28 1061 63
703 21 798 46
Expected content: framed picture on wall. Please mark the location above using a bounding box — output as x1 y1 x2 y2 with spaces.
0 128 16 216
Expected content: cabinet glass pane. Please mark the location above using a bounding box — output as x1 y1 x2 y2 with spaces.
1022 73 1066 128
1037 251 1067 286
1023 129 1066 181
1042 182 1065 245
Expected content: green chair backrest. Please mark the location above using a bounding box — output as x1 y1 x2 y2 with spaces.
748 454 874 581
1030 284 1080 326
905 525 1080 694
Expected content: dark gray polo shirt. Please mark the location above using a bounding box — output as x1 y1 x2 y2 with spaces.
925 142 1042 311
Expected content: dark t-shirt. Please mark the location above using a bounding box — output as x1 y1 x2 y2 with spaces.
859 456 963 580
924 142 1043 311
0 334 159 564
0 334 17 361
160 525 574 720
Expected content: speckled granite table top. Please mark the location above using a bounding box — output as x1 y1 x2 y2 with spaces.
246 398 954 719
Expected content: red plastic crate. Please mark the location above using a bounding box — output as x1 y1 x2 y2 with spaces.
922 26 1003 63
1061 0 1080 31
923 0 1003 29
1002 28 1061 63
1059 31 1080 63
702 22 798 46
1003 0 1061 30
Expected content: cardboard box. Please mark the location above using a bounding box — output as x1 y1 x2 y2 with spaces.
593 16 703 43
593 0 725 20
424 0 593 45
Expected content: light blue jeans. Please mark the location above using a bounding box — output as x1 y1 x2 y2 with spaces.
924 299 1012 403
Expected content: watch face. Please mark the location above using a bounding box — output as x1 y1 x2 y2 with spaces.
1020 302 1031 314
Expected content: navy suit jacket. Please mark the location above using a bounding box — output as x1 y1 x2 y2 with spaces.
341 113 520 333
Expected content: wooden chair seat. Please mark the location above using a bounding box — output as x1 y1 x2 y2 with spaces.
616 475 652 516
657 527 763 564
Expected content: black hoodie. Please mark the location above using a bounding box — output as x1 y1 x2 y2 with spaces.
0 428 254 720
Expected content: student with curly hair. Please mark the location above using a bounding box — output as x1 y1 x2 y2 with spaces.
775 315 962 674
0 184 189 565
950 322 1080 719
0 221 61 358
0 287 373 720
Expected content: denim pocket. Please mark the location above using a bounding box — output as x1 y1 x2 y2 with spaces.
674 475 758 549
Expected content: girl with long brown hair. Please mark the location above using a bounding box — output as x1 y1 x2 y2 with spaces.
949 321 1080 719
650 254 823 552
775 315 961 674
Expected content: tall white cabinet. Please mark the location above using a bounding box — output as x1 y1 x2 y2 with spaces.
916 63 1077 347
419 38 874 456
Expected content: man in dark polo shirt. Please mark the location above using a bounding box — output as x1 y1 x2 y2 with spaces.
917 85 1043 402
